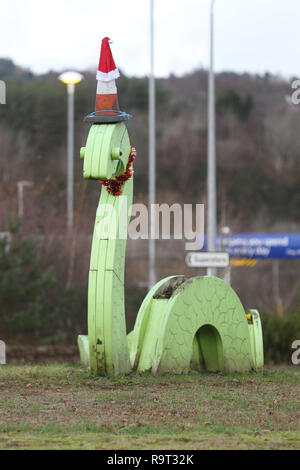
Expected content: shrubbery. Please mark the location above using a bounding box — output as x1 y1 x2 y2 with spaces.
1 233 300 364
261 312 300 364
0 233 143 346
0 234 86 344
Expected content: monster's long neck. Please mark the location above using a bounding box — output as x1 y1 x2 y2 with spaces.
88 177 133 375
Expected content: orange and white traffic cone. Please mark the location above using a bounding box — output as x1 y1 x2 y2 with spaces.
95 37 120 114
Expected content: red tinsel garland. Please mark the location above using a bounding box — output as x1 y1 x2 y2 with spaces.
99 147 136 196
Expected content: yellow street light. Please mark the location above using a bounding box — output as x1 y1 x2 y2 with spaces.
58 71 84 232
58 71 84 85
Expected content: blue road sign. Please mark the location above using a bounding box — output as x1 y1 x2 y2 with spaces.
198 233 300 259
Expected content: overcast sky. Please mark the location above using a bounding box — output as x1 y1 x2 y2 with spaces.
1 0 299 78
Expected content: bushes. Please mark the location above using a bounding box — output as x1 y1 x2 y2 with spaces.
261 312 300 364
1 233 300 364
0 232 142 347
0 235 86 345
217 88 254 120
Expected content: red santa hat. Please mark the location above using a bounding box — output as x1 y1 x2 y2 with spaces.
84 37 131 122
96 37 120 82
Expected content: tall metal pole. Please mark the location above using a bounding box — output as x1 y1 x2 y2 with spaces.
221 226 231 285
59 72 83 233
149 0 156 289
17 180 33 219
207 0 217 277
67 83 75 233
272 260 282 315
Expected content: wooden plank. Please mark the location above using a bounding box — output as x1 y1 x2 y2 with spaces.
83 125 97 179
103 271 130 375
0 340 6 365
87 270 97 373
93 125 106 178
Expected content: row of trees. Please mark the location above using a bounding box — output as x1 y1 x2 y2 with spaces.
0 59 300 348
1 59 299 226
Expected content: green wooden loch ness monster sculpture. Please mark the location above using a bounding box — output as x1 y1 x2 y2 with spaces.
78 38 264 376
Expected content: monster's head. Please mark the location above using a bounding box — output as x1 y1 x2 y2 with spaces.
80 38 131 180
80 122 130 180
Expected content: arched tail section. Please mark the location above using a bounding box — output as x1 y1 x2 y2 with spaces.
130 276 263 375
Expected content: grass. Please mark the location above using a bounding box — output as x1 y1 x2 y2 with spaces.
0 364 299 449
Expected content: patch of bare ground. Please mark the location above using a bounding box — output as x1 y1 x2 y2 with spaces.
0 365 299 449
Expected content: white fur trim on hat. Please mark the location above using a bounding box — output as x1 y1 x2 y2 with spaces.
96 69 120 82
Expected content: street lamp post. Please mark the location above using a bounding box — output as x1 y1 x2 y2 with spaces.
17 180 33 219
58 71 84 234
221 226 231 285
149 0 156 290
207 0 217 277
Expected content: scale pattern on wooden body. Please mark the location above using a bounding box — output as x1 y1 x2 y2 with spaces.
78 121 264 376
